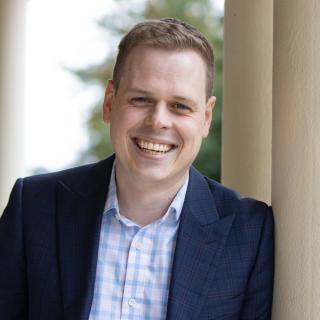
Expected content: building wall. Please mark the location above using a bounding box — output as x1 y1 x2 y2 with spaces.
222 0 273 204
224 0 320 318
0 0 26 213
272 0 320 318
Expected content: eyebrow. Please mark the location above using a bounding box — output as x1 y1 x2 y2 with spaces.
126 88 152 95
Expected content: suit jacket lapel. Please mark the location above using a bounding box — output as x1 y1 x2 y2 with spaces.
166 168 236 320
56 157 114 320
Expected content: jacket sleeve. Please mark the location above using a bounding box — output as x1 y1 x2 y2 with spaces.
240 205 275 320
0 179 28 319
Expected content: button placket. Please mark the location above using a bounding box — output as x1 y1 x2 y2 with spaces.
121 229 146 317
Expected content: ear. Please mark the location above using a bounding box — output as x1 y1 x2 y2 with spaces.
202 96 216 138
102 80 115 123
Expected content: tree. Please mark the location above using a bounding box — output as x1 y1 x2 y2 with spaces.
72 0 223 180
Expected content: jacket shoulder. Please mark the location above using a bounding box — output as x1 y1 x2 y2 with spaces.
24 161 99 185
204 176 272 224
22 157 113 194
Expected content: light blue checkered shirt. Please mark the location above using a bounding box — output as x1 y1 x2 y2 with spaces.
89 164 189 320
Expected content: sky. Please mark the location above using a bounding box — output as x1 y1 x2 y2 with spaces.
25 0 225 174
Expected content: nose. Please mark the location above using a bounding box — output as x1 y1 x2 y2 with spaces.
144 102 172 129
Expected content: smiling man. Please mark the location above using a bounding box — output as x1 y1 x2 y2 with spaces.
0 19 274 320
104 45 215 226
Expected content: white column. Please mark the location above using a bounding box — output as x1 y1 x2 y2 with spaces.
0 0 26 213
272 0 320 318
222 0 273 203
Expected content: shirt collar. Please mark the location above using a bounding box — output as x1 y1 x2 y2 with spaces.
104 161 118 213
104 160 189 226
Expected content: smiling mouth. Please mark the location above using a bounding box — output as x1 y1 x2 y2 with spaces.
134 138 176 155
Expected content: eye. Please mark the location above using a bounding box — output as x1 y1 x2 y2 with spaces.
131 97 153 106
171 103 192 113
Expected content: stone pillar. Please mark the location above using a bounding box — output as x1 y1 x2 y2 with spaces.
272 0 320 318
0 0 26 213
222 0 273 203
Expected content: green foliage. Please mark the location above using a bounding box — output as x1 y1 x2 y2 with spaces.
73 0 223 181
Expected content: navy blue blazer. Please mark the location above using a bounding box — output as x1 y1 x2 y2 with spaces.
0 156 274 319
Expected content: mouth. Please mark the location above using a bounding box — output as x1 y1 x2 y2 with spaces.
133 138 177 155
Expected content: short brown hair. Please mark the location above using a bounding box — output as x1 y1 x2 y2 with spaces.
113 18 214 100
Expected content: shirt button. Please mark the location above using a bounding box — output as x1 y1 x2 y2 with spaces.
128 298 136 307
135 242 143 250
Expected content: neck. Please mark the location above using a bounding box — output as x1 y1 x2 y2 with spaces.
115 166 188 227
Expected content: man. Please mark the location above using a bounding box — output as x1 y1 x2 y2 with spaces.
0 18 274 319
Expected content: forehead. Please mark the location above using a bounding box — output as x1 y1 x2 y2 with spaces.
120 46 207 101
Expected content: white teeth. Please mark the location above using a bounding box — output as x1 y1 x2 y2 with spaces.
136 139 173 153
163 145 170 152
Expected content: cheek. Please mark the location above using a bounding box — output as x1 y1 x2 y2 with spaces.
111 108 141 130
125 105 148 120
182 117 205 135
177 120 204 147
